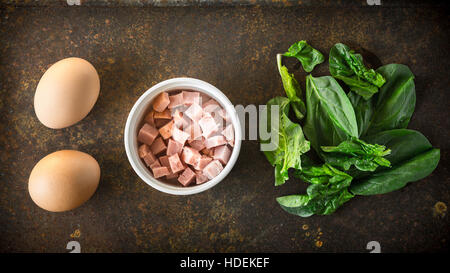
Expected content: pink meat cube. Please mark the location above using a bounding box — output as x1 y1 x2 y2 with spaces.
203 160 224 180
181 146 202 166
168 153 185 173
154 119 170 128
149 159 161 169
194 155 213 171
198 116 219 138
182 91 200 106
201 147 213 156
166 173 179 180
144 110 155 126
159 120 174 140
143 152 157 167
138 123 159 146
178 167 196 186
184 103 203 122
153 109 171 120
150 137 167 155
185 121 202 140
199 93 210 106
204 135 227 149
195 171 209 184
172 126 190 145
203 103 221 114
153 92 170 112
218 108 229 121
168 93 184 109
159 155 170 168
214 145 231 165
167 138 184 156
153 167 170 178
202 99 219 108
173 109 189 129
188 138 205 151
221 124 234 142
138 144 151 158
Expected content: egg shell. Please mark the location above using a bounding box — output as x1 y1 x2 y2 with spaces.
28 150 101 212
34 57 100 129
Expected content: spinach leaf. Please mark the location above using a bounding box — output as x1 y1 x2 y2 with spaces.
363 129 432 166
303 75 358 153
348 91 373 137
283 40 324 73
277 54 306 120
321 137 391 172
366 64 416 135
261 97 310 186
329 43 385 100
277 164 354 217
350 148 440 195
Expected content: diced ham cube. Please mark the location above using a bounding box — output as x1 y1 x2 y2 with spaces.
188 138 205 151
168 93 184 109
144 110 155 126
203 103 221 114
166 172 178 180
178 167 196 186
199 93 210 106
153 167 170 178
159 155 178 179
204 135 227 149
138 123 159 146
198 116 219 138
153 109 171 120
185 121 202 140
143 152 157 167
167 139 184 156
201 147 213 156
173 109 189 129
195 171 209 184
159 120 174 139
202 99 219 108
149 159 161 169
182 91 200 106
214 145 231 165
168 153 185 173
184 103 203 122
154 119 169 128
221 124 234 142
150 137 167 155
153 92 170 112
194 155 213 171
203 160 224 180
172 126 190 145
181 146 202 166
138 144 151 158
159 155 170 168
218 108 230 121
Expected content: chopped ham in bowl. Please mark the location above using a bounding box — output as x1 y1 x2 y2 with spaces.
125 78 241 195
135 89 236 188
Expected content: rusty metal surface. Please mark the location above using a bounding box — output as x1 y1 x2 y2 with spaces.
0 4 449 253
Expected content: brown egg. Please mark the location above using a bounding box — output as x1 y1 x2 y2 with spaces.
34 57 100 129
28 150 101 212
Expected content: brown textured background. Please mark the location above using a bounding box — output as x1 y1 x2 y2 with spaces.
0 2 449 252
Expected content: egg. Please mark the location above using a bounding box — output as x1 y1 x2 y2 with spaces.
28 150 100 212
34 57 100 129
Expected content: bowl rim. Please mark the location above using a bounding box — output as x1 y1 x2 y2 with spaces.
124 77 242 195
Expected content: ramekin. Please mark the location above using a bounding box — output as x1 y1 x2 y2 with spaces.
124 77 242 195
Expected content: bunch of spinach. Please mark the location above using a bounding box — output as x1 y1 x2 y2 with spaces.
261 40 440 217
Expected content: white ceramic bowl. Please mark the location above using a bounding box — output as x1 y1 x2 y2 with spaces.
124 77 242 195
